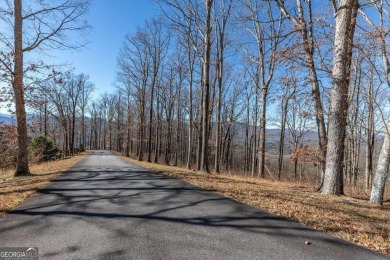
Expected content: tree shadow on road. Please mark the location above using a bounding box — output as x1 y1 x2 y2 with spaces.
0 168 384 259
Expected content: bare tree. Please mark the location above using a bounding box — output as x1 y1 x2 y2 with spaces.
199 0 213 173
322 0 359 195
286 90 311 180
214 0 232 173
144 19 170 162
241 0 283 177
357 0 390 205
78 75 94 150
277 72 297 180
118 28 152 161
275 0 328 186
363 65 379 191
0 0 90 176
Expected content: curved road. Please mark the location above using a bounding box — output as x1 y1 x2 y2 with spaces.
0 151 387 259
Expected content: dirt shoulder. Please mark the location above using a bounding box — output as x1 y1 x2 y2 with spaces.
0 151 89 218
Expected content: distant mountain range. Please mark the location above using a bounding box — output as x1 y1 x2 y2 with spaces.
0 113 320 149
230 122 319 148
3 113 377 153
0 114 16 125
0 114 41 125
240 128 319 154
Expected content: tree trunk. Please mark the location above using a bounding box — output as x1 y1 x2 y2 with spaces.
174 87 181 166
369 9 390 205
370 119 390 205
251 74 260 177
258 88 267 178
64 123 69 155
244 95 250 175
322 0 358 195
81 107 85 149
126 96 131 157
278 97 288 180
365 80 374 190
214 23 225 173
138 91 145 161
154 90 160 163
214 59 222 174
165 105 173 165
44 101 48 137
13 0 30 176
147 77 155 162
199 0 213 173
71 108 76 153
308 60 327 189
186 69 194 169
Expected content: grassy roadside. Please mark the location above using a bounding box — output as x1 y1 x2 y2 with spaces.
118 154 389 256
0 151 89 218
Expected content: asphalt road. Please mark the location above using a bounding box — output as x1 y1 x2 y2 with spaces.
0 151 387 260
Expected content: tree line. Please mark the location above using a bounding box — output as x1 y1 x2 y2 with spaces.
1 0 389 206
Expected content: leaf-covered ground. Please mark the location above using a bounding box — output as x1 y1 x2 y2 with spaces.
0 152 89 218
120 155 389 256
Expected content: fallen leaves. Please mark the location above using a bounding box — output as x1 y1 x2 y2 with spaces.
0 152 89 218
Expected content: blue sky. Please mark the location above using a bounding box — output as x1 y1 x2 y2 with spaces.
49 0 158 97
1 1 159 114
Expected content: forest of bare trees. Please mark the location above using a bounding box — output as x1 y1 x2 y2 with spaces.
1 0 390 206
